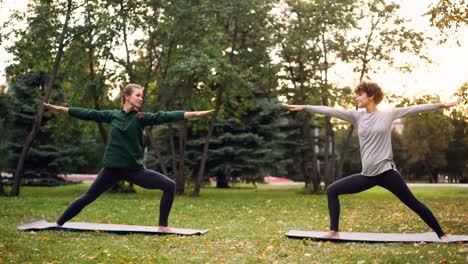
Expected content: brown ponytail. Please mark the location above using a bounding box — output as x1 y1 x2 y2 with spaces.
122 83 144 119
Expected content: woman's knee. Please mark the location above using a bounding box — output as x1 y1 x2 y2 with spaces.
326 184 337 197
163 178 176 192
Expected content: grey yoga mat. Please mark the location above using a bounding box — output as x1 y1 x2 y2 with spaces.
17 218 209 236
285 230 468 243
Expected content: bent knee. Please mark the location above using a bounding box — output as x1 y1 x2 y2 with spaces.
163 179 176 192
326 185 338 197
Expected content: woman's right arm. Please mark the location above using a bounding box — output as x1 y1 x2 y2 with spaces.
44 103 113 123
44 103 69 113
283 104 356 124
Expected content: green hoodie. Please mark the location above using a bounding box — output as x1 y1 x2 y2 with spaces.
68 107 185 169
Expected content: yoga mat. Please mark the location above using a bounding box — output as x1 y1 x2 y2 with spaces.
18 218 209 236
285 230 468 243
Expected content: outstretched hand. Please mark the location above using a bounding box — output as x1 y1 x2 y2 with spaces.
283 104 307 112
43 102 69 112
184 109 216 119
440 102 459 108
196 109 215 117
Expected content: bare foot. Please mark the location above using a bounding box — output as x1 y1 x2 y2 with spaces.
439 235 449 242
158 226 172 232
321 231 340 239
54 222 62 227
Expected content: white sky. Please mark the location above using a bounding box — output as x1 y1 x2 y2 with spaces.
0 0 467 103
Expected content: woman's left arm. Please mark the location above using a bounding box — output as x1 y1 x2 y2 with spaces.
184 109 215 119
393 102 459 119
143 109 215 126
440 102 459 108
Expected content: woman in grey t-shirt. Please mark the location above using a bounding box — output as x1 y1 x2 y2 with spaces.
284 81 457 242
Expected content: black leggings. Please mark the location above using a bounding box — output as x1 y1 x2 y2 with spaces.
56 168 175 226
326 169 445 238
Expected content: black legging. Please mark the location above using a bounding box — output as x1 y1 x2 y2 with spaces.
56 168 175 226
326 169 445 238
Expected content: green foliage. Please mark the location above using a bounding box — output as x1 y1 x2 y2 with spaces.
4 0 64 79
399 96 454 179
427 0 468 44
1 0 466 192
2 72 91 178
205 98 290 185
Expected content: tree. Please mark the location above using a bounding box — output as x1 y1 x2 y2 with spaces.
427 0 468 44
1 72 86 193
0 85 12 195
9 0 73 196
199 97 288 188
445 83 468 182
400 96 454 182
191 0 276 195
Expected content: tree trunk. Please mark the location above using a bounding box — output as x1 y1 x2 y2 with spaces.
145 127 168 175
216 175 229 188
309 128 320 190
176 120 188 194
306 119 320 191
119 0 134 81
193 87 223 196
169 129 178 178
0 174 4 196
10 0 73 196
0 119 5 143
323 117 336 186
88 44 108 144
93 97 108 144
193 16 238 196
301 117 311 187
328 132 337 183
335 125 354 179
423 160 437 183
0 118 6 195
140 36 168 175
323 117 330 184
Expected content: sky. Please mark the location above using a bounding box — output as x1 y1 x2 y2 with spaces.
0 0 467 104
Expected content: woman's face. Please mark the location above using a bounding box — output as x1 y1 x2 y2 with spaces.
356 91 374 108
126 88 143 108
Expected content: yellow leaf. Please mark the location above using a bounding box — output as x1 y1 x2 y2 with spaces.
42 237 50 242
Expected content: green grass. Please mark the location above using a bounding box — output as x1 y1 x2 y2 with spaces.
1 183 467 263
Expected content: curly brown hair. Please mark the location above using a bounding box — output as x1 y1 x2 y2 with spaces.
354 81 384 105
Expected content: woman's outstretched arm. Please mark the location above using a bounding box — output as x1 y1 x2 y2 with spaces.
44 103 113 123
283 104 357 124
142 109 216 126
184 109 215 119
393 102 459 120
44 103 69 113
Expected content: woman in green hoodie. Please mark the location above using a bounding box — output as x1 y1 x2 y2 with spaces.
44 83 214 231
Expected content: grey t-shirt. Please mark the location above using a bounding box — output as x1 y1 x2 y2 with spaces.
306 104 441 176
